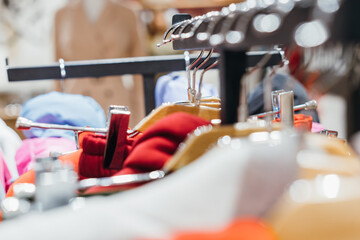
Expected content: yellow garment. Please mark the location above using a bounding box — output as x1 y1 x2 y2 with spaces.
54 0 146 127
267 176 360 240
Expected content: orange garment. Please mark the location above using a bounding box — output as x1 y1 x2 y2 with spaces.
6 170 35 198
153 219 277 240
273 114 312 131
6 150 82 199
6 132 92 198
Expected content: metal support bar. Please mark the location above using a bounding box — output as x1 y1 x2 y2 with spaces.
219 50 247 125
6 52 282 82
6 55 220 82
142 73 156 115
6 52 281 115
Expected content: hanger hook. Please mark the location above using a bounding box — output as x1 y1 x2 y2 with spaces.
192 49 214 103
196 58 219 107
172 17 202 41
237 49 275 122
187 50 205 102
156 21 183 47
182 11 221 40
58 58 66 93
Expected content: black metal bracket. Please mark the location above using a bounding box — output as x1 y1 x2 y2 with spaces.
6 52 281 116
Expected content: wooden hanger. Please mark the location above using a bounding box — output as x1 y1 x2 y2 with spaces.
165 121 360 175
164 120 281 172
133 103 221 132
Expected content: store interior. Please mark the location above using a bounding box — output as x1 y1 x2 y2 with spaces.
0 0 359 239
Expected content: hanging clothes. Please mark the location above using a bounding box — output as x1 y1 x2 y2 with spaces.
0 119 22 182
59 112 210 182
0 150 11 197
6 112 211 196
6 132 94 198
83 112 211 194
15 138 77 176
155 72 219 107
0 131 298 240
54 0 147 127
0 183 4 202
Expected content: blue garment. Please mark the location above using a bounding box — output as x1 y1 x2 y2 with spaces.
155 72 219 107
20 91 106 140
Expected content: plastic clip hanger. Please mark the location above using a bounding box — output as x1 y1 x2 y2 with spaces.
195 58 219 107
103 106 131 169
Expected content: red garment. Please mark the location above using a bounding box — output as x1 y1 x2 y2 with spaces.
78 132 141 178
6 149 83 199
84 112 211 194
79 134 119 178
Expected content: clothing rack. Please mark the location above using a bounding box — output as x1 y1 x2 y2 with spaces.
6 52 281 115
167 0 360 137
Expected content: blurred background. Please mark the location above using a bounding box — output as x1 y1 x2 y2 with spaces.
0 0 237 134
0 0 346 138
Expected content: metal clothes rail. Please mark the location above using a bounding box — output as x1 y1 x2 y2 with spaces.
6 52 281 115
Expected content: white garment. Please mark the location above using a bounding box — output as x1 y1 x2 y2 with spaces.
0 182 5 201
0 132 298 239
0 119 21 180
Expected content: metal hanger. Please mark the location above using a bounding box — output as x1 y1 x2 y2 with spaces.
156 21 185 47
157 15 204 47
248 99 317 119
186 50 205 102
191 49 214 103
181 11 221 40
237 49 275 122
195 58 219 107
197 13 227 43
171 16 202 42
16 105 132 149
224 7 259 46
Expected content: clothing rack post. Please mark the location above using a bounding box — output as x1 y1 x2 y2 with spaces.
219 50 247 124
142 73 156 114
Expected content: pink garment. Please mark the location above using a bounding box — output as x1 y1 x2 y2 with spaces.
0 149 12 193
311 122 326 133
15 138 77 176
